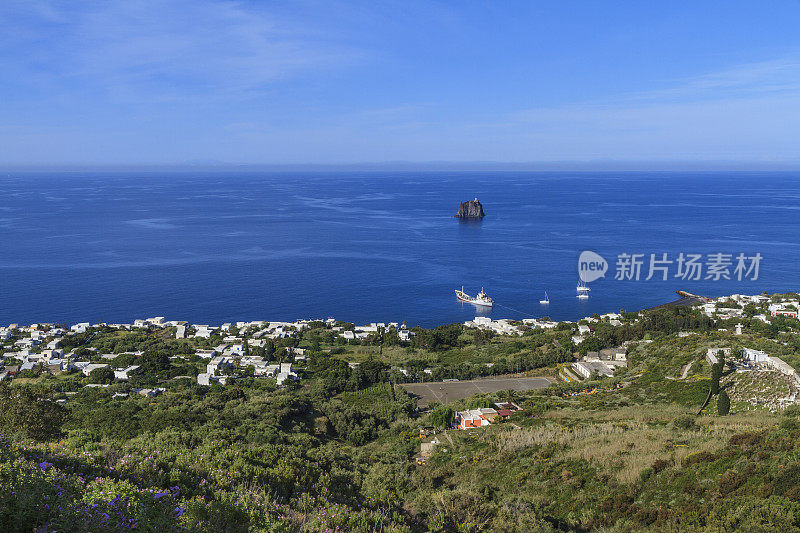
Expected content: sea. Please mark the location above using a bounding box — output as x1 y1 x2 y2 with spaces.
1 170 798 328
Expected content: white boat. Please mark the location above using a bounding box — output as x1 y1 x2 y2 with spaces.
539 291 549 304
455 286 493 307
577 292 589 299
577 281 590 293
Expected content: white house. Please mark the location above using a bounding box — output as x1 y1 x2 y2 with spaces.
82 363 109 377
276 372 297 386
114 365 141 381
206 356 232 375
572 360 614 379
456 408 498 429
193 325 218 338
769 303 799 319
742 348 769 363
276 362 297 385
254 363 280 377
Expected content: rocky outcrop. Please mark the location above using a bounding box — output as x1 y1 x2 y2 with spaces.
455 198 485 218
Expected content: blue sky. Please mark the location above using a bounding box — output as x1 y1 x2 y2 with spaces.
2 1 800 165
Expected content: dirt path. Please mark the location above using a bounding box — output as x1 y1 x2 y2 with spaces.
443 430 454 446
680 360 694 379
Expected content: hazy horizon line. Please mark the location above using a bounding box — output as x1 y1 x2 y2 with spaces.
4 159 800 173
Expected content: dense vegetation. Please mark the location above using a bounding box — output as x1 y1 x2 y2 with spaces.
2 301 800 531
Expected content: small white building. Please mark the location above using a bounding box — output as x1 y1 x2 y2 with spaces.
572 360 615 379
114 365 140 381
254 363 280 377
206 356 232 375
768 302 799 319
398 330 414 342
82 363 109 377
193 325 218 338
742 348 769 364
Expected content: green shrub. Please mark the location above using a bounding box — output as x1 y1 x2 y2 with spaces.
673 415 696 430
783 404 800 417
718 471 745 496
0 385 66 441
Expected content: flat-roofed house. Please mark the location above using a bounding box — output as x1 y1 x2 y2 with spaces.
456 409 497 429
742 348 769 364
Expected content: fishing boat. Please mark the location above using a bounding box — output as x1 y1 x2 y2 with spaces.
539 291 549 305
577 281 590 293
455 286 493 307
577 292 589 299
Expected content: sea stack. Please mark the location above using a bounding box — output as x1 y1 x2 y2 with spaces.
455 197 485 219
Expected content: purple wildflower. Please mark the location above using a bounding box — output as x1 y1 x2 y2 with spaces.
174 506 184 518
39 462 53 471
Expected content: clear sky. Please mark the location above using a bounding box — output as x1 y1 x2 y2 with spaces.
2 1 800 166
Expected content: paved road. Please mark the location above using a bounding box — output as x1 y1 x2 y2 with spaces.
401 376 553 407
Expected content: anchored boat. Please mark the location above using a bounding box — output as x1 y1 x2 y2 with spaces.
455 286 493 307
539 291 549 304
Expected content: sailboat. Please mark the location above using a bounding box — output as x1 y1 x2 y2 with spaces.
539 291 549 305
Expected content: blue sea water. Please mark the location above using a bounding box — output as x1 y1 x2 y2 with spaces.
1 171 798 327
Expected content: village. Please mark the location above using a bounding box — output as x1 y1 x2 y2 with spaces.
0 316 422 393
0 292 798 419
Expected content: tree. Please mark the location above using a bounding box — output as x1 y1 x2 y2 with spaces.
0 385 67 441
473 328 494 346
577 336 604 356
264 341 276 359
89 366 115 384
429 405 454 428
718 390 731 415
711 362 723 395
